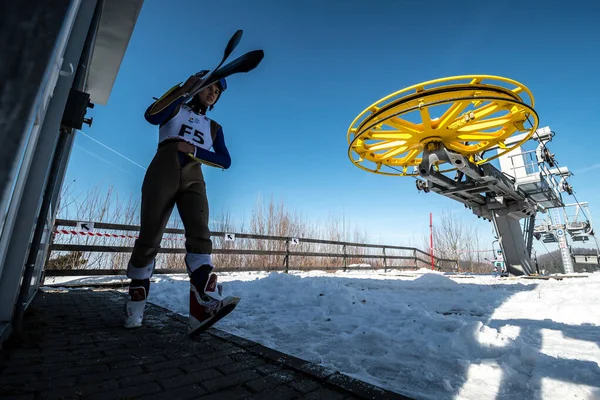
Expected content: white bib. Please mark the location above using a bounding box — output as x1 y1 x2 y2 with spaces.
158 106 214 151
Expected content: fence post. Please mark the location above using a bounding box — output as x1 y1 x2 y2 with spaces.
284 239 290 274
383 246 387 273
41 222 57 285
413 249 417 269
343 244 347 272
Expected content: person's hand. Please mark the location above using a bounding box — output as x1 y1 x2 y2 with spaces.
177 141 195 154
182 74 203 91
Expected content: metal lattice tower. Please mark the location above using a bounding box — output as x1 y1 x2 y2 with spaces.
551 207 575 273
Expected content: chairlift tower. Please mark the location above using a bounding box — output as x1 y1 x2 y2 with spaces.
346 75 578 276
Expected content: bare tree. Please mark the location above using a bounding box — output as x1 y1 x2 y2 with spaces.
422 210 491 273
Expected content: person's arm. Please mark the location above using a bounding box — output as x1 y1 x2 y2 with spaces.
189 126 231 169
144 75 201 125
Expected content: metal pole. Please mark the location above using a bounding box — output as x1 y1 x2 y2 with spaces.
430 212 435 270
284 239 289 274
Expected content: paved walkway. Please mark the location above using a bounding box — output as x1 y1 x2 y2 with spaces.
0 288 412 399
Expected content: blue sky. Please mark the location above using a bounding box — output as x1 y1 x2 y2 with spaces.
66 0 600 253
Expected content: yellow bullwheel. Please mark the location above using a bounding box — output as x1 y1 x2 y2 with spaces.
347 75 539 177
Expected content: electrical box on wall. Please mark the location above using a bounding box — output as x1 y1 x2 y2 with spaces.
61 88 94 129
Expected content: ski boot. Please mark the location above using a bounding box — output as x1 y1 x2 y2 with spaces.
188 265 240 337
124 261 154 329
124 284 147 329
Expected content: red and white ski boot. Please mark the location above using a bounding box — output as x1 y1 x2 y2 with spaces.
188 269 240 337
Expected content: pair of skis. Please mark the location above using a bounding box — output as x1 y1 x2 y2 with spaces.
183 29 264 101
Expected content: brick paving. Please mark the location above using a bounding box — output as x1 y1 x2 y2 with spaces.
0 288 412 399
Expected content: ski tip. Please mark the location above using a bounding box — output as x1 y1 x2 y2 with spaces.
227 30 243 49
231 30 243 42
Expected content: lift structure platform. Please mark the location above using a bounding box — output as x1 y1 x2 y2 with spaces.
346 75 581 276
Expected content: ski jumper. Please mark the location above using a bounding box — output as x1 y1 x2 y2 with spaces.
124 82 240 334
126 100 231 281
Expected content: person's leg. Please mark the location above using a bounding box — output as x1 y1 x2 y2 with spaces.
176 162 214 292
178 162 212 258
125 142 180 328
176 162 239 335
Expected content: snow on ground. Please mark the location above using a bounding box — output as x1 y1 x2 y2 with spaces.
44 269 600 400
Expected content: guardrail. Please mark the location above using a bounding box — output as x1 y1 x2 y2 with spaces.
45 219 456 275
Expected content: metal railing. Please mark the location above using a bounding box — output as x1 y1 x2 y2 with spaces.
45 219 456 276
506 149 562 192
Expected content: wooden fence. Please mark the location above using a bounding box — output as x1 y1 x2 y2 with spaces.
44 219 456 276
